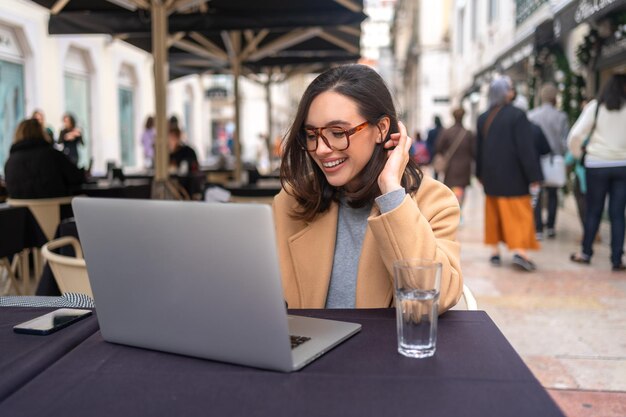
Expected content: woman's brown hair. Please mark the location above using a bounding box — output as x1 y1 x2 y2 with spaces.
13 118 47 144
280 64 422 222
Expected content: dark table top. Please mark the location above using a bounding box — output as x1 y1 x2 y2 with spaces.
0 308 565 417
223 182 282 197
79 179 152 199
0 307 98 401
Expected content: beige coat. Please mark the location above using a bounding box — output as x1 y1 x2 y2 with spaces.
272 176 463 312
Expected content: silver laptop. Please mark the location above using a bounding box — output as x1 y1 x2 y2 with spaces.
72 197 360 372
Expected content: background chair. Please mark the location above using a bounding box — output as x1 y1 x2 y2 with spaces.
41 236 92 297
7 196 74 241
7 196 75 282
461 284 478 310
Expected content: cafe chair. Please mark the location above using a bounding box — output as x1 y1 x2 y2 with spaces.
8 196 75 283
462 284 478 311
41 236 92 298
7 196 74 241
0 257 24 295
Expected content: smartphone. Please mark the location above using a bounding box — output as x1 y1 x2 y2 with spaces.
13 308 92 335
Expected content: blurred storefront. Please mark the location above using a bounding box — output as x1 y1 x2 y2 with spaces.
554 0 626 95
450 0 626 126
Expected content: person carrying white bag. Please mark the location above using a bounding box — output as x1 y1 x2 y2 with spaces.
528 83 570 240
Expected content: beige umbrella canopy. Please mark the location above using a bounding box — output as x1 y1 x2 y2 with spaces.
32 0 365 197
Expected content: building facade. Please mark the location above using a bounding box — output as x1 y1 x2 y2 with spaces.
0 0 305 177
391 0 454 138
0 0 156 174
450 0 626 127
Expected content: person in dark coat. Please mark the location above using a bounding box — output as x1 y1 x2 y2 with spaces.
168 126 201 199
425 115 443 179
425 115 443 160
476 76 542 271
58 113 83 165
4 118 85 199
434 107 476 209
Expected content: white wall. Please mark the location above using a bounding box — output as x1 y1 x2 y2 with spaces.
0 0 157 174
418 0 452 132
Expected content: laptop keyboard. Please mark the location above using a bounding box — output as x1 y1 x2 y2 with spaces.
290 335 311 349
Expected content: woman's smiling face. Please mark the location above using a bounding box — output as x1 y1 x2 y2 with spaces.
305 91 382 191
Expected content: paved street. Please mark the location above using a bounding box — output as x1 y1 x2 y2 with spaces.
455 179 626 417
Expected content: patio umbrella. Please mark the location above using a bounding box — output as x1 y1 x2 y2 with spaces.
134 26 362 158
30 0 365 194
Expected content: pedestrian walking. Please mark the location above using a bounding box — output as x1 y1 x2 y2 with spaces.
568 74 626 271
528 83 570 240
425 115 443 179
476 76 542 271
433 107 476 209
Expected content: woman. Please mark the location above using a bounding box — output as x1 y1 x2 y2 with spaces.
141 116 156 168
569 74 626 271
168 126 200 199
274 64 462 311
476 76 542 271
434 107 476 208
4 118 85 198
31 109 54 143
58 112 83 165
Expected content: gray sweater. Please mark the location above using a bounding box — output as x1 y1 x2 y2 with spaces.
325 189 406 308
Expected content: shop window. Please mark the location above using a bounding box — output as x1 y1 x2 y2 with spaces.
488 0 498 24
118 87 135 167
471 0 477 41
0 26 25 175
184 85 194 144
118 64 136 167
458 7 465 54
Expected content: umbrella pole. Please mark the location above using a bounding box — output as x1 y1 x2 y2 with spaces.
265 76 273 166
151 1 178 199
233 60 242 184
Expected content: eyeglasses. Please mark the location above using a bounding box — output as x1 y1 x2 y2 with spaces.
300 121 370 151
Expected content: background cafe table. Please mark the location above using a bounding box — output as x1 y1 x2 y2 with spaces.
0 309 565 417
79 179 152 199
0 204 47 294
0 204 46 259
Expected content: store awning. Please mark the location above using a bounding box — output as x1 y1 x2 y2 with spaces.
553 0 626 39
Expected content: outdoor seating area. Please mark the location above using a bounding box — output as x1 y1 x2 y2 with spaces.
0 171 282 298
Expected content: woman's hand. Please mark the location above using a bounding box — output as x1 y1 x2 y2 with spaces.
65 129 80 141
377 121 413 195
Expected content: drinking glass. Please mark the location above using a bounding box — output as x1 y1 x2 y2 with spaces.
393 259 441 358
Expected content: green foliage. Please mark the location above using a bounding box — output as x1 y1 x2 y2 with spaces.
532 45 585 125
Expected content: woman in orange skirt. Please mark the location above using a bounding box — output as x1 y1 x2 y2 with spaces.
476 77 542 271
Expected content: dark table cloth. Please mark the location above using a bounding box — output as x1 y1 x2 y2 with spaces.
0 309 565 417
0 205 46 258
0 307 98 402
223 183 281 197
